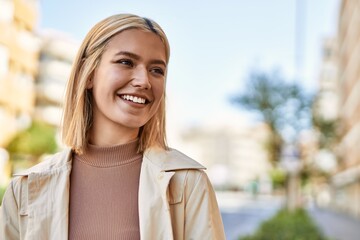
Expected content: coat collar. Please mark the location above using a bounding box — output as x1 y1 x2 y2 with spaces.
14 147 205 176
143 147 206 172
13 148 73 177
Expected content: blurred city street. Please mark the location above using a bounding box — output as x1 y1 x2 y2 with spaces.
218 191 360 240
218 192 284 240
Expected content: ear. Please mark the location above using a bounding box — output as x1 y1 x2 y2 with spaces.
86 77 94 89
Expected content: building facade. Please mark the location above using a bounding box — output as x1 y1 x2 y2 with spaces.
0 1 79 186
180 117 272 192
0 0 40 147
315 38 340 123
35 30 78 127
333 0 360 218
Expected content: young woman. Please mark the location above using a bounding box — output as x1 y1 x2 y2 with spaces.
0 14 226 239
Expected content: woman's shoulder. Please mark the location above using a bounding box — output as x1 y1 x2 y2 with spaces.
13 148 72 177
143 147 206 171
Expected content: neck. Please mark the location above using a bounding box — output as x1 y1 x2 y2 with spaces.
88 123 139 147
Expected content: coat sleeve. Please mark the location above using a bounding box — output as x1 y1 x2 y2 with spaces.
184 170 226 240
0 179 20 240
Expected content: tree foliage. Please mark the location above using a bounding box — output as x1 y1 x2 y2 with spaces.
6 121 58 157
231 70 313 164
240 208 329 240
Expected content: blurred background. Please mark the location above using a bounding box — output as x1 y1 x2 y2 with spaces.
1 0 360 239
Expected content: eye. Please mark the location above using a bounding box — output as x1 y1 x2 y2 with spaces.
150 67 165 76
116 59 134 67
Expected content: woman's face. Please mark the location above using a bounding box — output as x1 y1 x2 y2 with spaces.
88 29 167 142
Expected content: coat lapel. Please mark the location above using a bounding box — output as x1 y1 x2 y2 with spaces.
138 148 205 240
138 159 175 239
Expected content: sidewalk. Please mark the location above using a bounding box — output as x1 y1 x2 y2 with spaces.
308 207 360 240
218 192 284 240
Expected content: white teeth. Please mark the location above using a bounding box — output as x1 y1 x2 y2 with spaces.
121 95 146 104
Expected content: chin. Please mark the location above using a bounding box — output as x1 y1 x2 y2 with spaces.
120 120 147 129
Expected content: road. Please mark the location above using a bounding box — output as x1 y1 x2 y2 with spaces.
217 192 284 240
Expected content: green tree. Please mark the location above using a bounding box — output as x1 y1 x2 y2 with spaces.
240 208 329 240
6 120 58 172
231 70 313 165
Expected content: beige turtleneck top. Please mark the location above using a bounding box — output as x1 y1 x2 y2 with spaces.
68 140 142 240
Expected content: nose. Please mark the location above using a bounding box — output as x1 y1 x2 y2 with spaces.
131 66 151 89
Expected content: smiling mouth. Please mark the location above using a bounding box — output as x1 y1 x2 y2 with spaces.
120 94 149 104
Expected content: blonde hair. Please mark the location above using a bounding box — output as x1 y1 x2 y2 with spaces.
62 14 170 154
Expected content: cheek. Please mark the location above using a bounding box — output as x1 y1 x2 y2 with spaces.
152 81 165 100
92 77 119 99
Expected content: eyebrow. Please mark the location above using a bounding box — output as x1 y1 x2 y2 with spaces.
114 51 167 67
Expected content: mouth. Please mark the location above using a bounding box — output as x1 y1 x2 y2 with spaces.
119 94 149 105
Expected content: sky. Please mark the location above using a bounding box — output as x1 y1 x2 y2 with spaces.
38 0 340 133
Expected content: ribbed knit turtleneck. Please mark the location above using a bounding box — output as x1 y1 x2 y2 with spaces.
77 139 141 167
69 139 142 240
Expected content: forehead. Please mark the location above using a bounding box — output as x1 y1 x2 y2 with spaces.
104 29 166 60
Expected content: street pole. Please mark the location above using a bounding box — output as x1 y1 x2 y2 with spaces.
281 144 302 211
287 171 301 211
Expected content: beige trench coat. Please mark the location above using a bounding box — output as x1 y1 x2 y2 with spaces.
0 148 226 240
